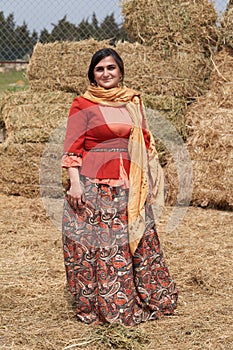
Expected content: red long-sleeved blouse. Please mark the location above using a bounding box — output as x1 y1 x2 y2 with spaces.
62 96 150 180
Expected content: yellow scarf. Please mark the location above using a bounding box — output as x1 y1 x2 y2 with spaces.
83 84 140 103
83 85 164 255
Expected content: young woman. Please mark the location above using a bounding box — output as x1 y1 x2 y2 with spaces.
62 48 178 326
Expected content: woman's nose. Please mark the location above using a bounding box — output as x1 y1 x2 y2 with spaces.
103 68 109 76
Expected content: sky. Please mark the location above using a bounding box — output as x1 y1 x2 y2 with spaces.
0 0 229 34
0 0 122 33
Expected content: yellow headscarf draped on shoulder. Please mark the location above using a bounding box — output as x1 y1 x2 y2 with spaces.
83 85 164 255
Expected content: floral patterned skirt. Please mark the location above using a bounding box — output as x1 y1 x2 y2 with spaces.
62 177 178 326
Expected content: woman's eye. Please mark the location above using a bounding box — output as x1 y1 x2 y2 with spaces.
95 65 116 72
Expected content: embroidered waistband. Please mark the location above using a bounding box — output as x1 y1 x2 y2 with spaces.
63 152 82 157
87 148 128 152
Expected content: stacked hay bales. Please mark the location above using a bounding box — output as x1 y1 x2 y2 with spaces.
122 0 219 49
27 39 190 169
121 0 232 209
142 94 188 167
165 48 233 209
0 91 74 197
27 39 108 94
121 0 219 98
2 2 231 212
27 39 211 99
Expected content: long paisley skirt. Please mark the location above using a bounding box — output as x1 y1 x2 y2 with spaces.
62 176 178 326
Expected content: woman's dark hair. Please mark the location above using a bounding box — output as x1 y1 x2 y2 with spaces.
88 48 124 84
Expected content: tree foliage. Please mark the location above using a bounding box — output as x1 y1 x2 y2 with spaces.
0 11 37 60
0 11 127 61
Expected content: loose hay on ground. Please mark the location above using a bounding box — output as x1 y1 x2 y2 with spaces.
1 194 232 349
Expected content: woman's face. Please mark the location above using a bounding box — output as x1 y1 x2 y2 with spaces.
93 55 122 89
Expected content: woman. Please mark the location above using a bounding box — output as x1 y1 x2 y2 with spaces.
62 48 178 326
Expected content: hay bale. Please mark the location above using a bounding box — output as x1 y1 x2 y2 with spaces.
27 39 109 94
120 0 220 98
143 94 188 140
1 90 74 143
0 140 68 199
163 154 193 207
118 41 212 98
143 94 188 166
121 0 219 50
165 91 233 209
188 117 232 209
0 90 74 197
209 47 233 102
164 48 233 209
220 0 233 50
28 40 212 98
0 143 45 197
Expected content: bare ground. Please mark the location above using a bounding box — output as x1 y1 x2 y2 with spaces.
1 194 232 350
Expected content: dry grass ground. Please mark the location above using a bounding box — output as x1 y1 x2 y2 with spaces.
1 194 232 350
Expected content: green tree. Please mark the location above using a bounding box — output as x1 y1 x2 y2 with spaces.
14 21 32 58
77 19 95 40
39 28 51 43
49 16 79 42
0 10 125 61
92 12 99 32
99 13 120 40
0 12 16 60
5 13 15 31
0 12 38 60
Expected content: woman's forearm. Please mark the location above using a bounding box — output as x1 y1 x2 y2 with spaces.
68 166 81 186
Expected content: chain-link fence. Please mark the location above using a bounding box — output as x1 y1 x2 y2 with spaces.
0 0 229 62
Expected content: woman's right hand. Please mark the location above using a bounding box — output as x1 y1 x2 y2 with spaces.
66 183 85 210
67 167 85 210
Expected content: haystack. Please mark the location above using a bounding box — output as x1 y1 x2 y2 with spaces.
164 49 233 209
121 0 220 98
220 0 233 50
142 94 188 166
209 46 233 100
0 142 45 197
143 94 188 139
0 90 74 197
1 90 74 143
0 88 188 197
118 41 212 98
27 39 108 94
121 0 219 50
28 39 213 98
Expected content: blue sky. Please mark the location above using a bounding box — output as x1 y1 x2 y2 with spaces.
0 0 228 33
0 0 122 32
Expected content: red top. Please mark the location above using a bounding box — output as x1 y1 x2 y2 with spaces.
63 96 150 179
